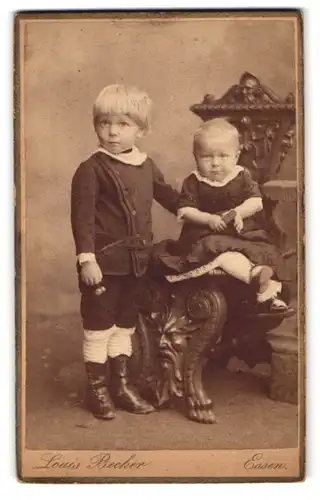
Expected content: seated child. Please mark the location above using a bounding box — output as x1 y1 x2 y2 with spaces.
158 118 291 312
71 84 179 420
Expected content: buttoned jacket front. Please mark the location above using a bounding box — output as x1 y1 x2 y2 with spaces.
71 151 179 277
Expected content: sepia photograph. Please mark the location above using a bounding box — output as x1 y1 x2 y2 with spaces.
15 10 304 481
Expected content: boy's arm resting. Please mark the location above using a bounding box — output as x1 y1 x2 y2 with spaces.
178 174 199 210
152 162 180 215
177 206 213 225
71 163 97 256
177 174 213 225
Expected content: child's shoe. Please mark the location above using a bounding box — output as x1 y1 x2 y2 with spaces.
270 297 290 312
255 281 295 317
85 362 116 420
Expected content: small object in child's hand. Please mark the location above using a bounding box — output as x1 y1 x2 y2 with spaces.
222 209 237 224
94 284 106 296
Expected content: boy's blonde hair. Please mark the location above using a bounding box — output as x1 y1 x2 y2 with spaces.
93 84 152 133
193 118 241 153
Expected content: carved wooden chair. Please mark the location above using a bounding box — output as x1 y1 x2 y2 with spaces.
131 73 298 424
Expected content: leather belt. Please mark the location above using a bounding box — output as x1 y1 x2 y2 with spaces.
97 237 152 254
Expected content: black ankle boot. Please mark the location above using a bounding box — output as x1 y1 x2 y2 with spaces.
85 362 116 420
110 355 154 414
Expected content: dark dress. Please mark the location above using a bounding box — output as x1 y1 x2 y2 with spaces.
155 168 289 282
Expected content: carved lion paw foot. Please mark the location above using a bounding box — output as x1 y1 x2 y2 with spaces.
188 407 216 424
187 399 216 424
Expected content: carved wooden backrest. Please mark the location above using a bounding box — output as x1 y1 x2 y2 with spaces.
190 72 297 253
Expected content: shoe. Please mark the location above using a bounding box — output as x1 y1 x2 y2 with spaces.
110 355 155 414
249 297 295 318
270 298 295 317
270 297 289 312
85 362 116 420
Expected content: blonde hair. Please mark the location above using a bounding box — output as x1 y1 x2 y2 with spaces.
193 118 240 153
93 84 152 132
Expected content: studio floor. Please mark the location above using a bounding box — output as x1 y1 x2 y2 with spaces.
24 312 299 451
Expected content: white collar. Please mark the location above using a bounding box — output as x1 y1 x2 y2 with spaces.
96 146 147 166
192 165 244 187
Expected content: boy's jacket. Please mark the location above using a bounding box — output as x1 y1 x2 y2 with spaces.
71 151 179 277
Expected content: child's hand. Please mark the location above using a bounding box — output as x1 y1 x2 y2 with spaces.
207 214 227 232
234 213 244 233
80 261 103 286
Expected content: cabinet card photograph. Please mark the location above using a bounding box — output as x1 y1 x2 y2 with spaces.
15 10 304 482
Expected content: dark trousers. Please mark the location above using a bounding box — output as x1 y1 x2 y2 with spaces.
80 275 143 331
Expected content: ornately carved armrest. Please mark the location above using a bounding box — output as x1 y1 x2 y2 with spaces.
261 179 297 252
261 179 297 202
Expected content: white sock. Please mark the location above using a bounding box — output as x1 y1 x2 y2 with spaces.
83 325 116 363
257 280 282 303
108 326 135 358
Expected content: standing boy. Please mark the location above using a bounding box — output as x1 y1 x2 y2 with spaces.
71 84 179 420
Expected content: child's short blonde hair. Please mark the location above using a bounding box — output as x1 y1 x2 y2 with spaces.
193 118 241 153
93 84 152 133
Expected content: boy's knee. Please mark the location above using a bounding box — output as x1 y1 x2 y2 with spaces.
83 326 116 343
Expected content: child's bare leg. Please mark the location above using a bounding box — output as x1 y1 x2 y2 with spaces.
250 265 274 294
207 252 289 310
211 252 274 293
206 252 290 313
209 251 253 284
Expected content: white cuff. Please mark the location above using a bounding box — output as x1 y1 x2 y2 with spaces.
77 253 96 265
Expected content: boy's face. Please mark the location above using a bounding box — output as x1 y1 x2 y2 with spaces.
95 113 143 154
194 134 240 182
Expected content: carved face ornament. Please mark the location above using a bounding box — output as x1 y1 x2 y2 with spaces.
148 297 197 404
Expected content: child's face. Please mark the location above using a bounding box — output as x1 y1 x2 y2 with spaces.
95 113 143 154
194 135 240 182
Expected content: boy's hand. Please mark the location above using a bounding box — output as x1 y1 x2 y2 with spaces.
234 213 244 233
207 214 227 232
80 261 103 286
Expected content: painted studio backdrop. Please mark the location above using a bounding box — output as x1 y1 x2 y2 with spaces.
24 18 297 318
